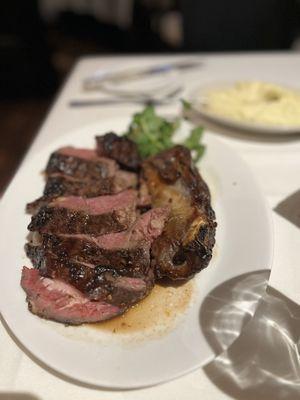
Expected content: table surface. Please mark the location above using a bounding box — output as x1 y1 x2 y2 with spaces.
1 52 300 400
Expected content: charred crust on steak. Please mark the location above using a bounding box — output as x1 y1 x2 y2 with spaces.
24 206 169 306
26 235 150 276
96 132 141 171
43 173 137 198
143 145 216 280
21 267 124 325
28 205 136 235
25 242 153 307
46 151 114 180
26 172 138 215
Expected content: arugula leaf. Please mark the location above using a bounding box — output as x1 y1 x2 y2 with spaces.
125 105 205 162
183 126 205 162
181 98 192 111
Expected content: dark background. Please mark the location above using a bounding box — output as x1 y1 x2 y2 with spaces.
1 0 300 192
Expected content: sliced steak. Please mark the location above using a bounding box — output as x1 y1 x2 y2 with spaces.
21 267 122 325
143 145 216 280
28 190 137 235
26 171 138 215
46 146 117 180
96 132 141 171
26 208 169 304
44 171 137 198
27 207 169 273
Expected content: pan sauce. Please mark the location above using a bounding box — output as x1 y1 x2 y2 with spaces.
91 280 194 336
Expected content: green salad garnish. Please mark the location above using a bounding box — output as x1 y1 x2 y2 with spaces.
125 105 205 162
181 98 192 111
183 126 205 162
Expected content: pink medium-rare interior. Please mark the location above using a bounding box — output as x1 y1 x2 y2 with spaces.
50 189 137 215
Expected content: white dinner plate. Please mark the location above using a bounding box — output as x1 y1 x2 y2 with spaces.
0 117 273 389
188 82 300 135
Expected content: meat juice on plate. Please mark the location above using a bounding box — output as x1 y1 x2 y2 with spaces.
90 280 194 338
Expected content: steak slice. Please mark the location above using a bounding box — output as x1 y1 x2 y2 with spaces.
143 145 217 280
26 197 52 215
28 190 137 235
21 267 122 325
96 132 141 171
26 208 169 303
27 207 169 274
25 257 154 308
26 171 138 215
44 171 137 198
46 146 117 180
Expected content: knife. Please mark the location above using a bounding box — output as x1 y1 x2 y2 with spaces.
83 60 202 91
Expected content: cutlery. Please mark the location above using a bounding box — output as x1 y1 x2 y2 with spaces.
69 87 182 107
83 60 201 91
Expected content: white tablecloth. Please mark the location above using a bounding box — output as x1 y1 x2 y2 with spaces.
1 53 299 399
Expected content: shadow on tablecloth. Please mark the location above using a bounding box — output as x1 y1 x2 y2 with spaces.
274 189 300 229
201 271 300 400
200 270 270 356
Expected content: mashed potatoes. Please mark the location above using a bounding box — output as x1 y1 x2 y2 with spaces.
204 81 300 126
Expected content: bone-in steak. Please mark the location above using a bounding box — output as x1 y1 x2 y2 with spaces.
143 145 216 280
22 131 216 326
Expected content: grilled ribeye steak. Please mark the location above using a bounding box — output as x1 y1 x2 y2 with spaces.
28 190 137 235
21 267 123 324
46 147 117 180
143 145 216 280
96 133 141 171
22 129 217 325
26 208 169 305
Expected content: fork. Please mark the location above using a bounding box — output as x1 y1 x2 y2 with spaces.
69 87 182 107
